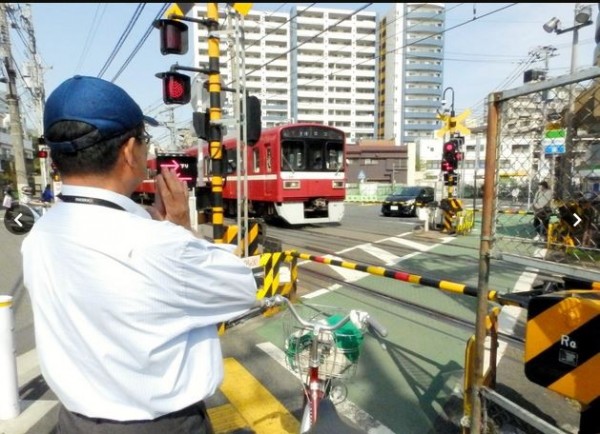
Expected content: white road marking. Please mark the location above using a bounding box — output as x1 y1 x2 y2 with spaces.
0 349 58 434
312 233 455 281
356 244 401 265
383 236 431 252
0 400 58 434
488 267 539 371
322 254 370 282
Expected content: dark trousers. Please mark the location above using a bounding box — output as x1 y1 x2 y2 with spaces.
57 401 214 434
533 215 549 236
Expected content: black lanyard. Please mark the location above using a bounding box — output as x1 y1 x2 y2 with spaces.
57 194 126 211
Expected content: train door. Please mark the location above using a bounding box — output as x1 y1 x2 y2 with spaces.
264 145 273 199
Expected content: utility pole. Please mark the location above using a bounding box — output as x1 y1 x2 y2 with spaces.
227 6 249 256
21 4 48 189
0 3 28 200
167 107 177 149
527 45 557 210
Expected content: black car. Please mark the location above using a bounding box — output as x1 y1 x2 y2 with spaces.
381 186 435 217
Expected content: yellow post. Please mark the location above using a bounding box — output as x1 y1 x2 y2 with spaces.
206 3 225 243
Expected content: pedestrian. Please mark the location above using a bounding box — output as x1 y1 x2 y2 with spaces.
511 187 520 204
2 184 12 209
41 183 54 203
532 180 553 241
21 75 257 434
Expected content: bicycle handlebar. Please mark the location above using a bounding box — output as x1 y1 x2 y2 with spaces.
255 295 388 337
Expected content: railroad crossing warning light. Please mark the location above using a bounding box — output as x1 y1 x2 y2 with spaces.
156 71 191 105
441 140 458 172
153 19 189 55
246 95 262 145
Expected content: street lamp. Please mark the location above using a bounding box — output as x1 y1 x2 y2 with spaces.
542 3 593 198
440 86 456 121
543 3 592 75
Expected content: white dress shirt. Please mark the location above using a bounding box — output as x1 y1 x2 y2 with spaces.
21 185 257 421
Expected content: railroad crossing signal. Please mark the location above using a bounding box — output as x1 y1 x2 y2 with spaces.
436 109 471 138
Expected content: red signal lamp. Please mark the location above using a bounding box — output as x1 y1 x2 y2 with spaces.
37 149 48 159
153 19 189 55
156 71 191 105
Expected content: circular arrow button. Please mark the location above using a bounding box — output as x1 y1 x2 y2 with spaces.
3 204 37 235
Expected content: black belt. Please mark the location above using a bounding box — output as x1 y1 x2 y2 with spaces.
57 194 126 211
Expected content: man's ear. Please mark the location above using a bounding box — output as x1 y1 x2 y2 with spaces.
121 137 137 168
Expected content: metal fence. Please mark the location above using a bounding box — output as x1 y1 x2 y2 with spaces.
490 67 600 279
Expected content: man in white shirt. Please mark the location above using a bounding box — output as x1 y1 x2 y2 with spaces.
21 75 257 434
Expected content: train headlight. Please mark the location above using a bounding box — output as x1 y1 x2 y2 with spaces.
283 180 301 189
332 180 345 189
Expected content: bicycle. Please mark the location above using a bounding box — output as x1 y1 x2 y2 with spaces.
257 294 388 433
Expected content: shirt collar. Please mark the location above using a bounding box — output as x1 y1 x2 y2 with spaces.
59 185 151 218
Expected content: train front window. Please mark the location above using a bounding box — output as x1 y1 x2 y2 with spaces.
326 142 344 171
282 137 344 172
281 140 305 171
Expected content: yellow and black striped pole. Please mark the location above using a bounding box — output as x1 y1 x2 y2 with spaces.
206 3 225 243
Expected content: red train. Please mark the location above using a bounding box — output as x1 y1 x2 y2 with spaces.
134 123 347 225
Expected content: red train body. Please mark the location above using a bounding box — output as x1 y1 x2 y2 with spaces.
134 123 347 225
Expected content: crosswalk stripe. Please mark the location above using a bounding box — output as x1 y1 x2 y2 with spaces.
323 254 370 282
356 244 401 265
17 348 40 387
384 236 431 252
0 400 58 434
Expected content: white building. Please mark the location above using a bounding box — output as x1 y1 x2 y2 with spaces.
378 3 445 147
191 4 444 146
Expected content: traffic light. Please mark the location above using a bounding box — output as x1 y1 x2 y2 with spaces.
156 71 191 105
37 137 48 158
441 140 458 172
154 19 189 55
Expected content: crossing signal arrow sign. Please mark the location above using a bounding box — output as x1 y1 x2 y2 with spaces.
165 3 194 19
436 109 471 138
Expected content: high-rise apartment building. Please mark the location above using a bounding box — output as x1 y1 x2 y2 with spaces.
377 3 445 146
191 4 444 146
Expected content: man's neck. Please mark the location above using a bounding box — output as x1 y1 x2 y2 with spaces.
61 174 133 197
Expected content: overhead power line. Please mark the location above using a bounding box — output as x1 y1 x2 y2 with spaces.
98 3 146 78
110 3 170 82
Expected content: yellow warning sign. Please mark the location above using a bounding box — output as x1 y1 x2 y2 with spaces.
165 3 193 19
436 109 471 137
230 3 253 16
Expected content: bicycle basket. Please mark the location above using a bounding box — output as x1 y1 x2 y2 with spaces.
282 304 364 380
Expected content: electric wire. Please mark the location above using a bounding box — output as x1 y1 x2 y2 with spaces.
75 3 107 73
110 3 170 82
97 3 146 78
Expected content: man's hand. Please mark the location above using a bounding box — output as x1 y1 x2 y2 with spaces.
148 168 191 229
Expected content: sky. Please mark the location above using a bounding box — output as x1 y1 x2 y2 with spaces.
16 3 599 147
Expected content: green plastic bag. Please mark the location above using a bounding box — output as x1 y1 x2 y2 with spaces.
326 314 363 362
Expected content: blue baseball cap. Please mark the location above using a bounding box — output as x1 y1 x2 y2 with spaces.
44 75 158 153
